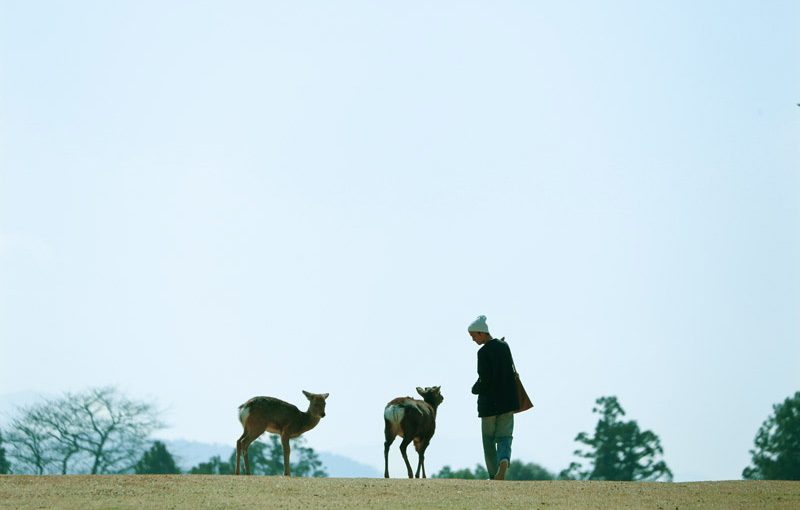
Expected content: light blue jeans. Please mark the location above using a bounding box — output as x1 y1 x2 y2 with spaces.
481 412 514 479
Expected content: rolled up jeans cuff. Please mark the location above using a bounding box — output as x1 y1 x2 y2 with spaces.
497 436 513 463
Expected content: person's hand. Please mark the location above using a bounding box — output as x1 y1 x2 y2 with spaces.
471 378 482 395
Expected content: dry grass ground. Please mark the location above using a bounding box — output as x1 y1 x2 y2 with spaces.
1 476 798 509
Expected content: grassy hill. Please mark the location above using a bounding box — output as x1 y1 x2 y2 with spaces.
1 476 798 509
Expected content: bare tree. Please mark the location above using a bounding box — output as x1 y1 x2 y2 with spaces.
4 387 163 474
5 414 58 474
21 404 81 475
69 387 163 474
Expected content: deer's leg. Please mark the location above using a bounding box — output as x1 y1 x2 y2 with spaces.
384 421 396 479
414 439 422 478
418 440 430 479
235 431 249 475
399 437 414 479
414 439 429 478
241 426 264 475
281 434 291 477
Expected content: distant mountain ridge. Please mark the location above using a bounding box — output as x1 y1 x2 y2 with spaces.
160 439 381 478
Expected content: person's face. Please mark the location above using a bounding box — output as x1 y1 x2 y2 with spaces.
470 331 488 345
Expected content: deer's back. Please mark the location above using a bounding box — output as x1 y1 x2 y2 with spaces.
384 397 436 439
386 397 434 415
239 396 302 428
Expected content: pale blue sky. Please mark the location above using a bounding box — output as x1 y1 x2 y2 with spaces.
1 1 798 480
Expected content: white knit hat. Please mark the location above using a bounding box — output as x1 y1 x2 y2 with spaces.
468 315 490 333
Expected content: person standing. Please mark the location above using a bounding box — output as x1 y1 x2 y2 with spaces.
469 315 519 480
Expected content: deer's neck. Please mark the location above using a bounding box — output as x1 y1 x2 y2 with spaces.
422 398 441 417
298 409 321 432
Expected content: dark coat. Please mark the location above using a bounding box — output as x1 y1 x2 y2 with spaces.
471 338 519 417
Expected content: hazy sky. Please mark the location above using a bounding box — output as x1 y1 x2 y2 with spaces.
1 1 798 481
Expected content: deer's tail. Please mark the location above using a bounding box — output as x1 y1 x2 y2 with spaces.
238 403 250 427
384 404 405 425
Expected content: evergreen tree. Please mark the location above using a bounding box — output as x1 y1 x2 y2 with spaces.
434 461 554 480
743 391 800 480
188 436 327 477
188 455 233 475
134 441 180 474
561 396 672 481
506 461 555 480
0 431 11 474
433 464 489 479
227 436 327 477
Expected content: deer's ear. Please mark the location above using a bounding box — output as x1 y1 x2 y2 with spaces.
433 386 441 392
321 393 329 399
416 387 425 396
302 390 312 400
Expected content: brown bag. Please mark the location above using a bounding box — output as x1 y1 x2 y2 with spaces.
514 373 534 413
501 337 534 414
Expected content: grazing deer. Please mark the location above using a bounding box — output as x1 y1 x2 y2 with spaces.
383 386 444 479
235 390 329 476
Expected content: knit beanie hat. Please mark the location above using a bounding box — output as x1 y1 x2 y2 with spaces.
468 315 490 334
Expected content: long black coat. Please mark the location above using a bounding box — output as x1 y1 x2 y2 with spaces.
471 338 519 417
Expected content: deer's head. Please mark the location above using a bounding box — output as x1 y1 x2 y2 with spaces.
302 390 329 418
416 386 444 408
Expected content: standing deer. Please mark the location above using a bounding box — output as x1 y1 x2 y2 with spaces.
383 386 444 479
235 390 329 476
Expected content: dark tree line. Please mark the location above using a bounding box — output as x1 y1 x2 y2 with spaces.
435 395 671 481
121 437 327 476
186 436 326 477
3 388 797 480
434 461 555 480
437 391 800 481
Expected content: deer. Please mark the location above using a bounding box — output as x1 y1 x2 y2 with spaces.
383 386 444 479
235 390 329 476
